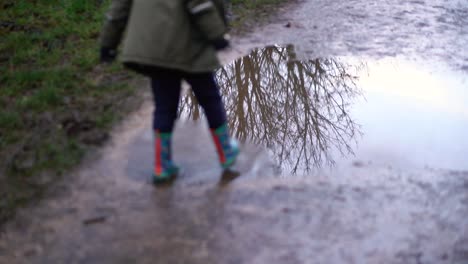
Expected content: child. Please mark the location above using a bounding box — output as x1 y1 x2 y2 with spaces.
99 0 239 183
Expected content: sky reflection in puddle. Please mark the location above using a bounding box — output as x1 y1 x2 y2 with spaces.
180 45 468 175
351 57 468 171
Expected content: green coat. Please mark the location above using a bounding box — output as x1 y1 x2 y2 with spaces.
100 0 228 73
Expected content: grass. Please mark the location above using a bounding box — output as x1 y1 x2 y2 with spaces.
0 0 136 226
228 0 288 32
231 0 283 12
0 0 292 227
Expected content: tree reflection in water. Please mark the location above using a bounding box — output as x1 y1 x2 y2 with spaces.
179 45 364 174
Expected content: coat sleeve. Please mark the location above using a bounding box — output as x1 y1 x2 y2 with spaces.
186 0 228 41
99 0 133 49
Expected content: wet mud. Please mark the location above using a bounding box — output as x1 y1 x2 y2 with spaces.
1 0 468 263
236 0 468 71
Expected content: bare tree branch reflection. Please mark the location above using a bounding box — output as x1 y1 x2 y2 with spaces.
179 45 364 174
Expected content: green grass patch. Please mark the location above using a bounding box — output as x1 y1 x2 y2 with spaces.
0 111 21 129
0 0 136 226
232 0 282 8
228 0 290 32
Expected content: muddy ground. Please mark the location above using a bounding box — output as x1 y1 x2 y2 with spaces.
1 0 468 263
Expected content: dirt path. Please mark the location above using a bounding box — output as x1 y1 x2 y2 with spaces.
1 1 468 263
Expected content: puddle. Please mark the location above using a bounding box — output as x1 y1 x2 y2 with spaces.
349 57 468 171
179 45 468 175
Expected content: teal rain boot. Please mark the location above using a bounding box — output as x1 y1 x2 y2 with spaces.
152 131 179 184
210 124 239 169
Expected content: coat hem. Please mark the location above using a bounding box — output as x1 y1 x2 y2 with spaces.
121 55 221 74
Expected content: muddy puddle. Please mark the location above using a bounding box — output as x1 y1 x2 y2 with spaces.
180 45 468 175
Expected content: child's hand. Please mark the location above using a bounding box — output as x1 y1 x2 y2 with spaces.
100 47 117 64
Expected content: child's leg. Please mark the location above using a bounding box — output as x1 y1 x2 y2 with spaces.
184 72 226 129
185 72 239 169
150 73 182 182
151 75 182 132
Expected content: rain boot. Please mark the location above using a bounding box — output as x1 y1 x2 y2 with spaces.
153 131 179 184
210 124 239 169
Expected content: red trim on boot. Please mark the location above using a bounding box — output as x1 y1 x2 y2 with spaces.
211 131 226 164
155 134 162 176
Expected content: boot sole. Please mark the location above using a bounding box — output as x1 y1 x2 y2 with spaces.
152 172 177 185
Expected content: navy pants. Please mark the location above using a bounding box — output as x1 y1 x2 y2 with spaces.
150 70 227 132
